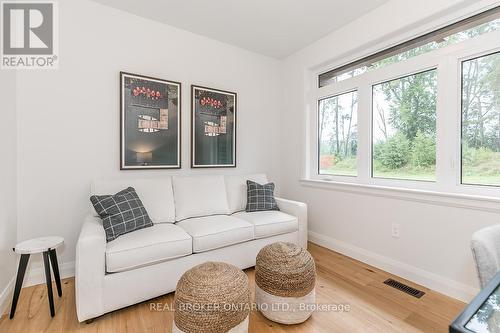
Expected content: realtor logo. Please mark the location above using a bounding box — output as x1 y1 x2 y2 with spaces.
1 1 58 69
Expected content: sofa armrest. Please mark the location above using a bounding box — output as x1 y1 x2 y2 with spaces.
275 197 308 248
75 214 106 322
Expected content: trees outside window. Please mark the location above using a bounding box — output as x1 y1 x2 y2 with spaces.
372 70 437 181
319 91 358 176
461 52 500 186
316 14 500 191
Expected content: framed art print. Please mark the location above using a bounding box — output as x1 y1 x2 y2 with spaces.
120 72 181 169
191 85 237 168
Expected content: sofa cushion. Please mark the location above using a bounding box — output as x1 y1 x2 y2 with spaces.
173 175 230 221
233 211 298 239
92 177 175 223
91 187 154 242
225 174 268 213
105 223 192 273
245 180 279 212
176 215 254 253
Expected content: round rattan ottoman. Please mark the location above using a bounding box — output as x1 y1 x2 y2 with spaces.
255 242 316 324
172 261 250 333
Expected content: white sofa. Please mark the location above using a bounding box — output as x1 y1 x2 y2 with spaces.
75 174 307 322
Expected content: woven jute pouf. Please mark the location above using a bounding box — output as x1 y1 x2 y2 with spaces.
172 261 250 333
255 242 316 324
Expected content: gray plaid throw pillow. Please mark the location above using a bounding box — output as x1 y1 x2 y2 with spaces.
245 180 279 212
90 187 153 242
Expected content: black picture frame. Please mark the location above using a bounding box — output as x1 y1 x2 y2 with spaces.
191 85 237 168
120 72 181 170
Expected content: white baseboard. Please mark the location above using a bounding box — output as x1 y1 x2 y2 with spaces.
24 261 75 288
0 276 15 316
308 231 478 302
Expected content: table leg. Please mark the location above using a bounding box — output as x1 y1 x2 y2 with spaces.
9 254 30 319
49 249 62 297
43 251 55 317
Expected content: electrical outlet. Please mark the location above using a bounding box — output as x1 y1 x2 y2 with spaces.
391 223 401 238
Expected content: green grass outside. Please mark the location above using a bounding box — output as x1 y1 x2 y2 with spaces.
462 149 500 186
319 149 500 186
462 175 500 186
372 161 436 181
320 156 357 176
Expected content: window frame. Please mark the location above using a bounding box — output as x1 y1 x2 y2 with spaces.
370 68 439 182
459 49 500 188
317 89 359 177
307 28 500 198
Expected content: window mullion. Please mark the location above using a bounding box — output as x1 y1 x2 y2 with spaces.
436 56 459 191
357 85 371 182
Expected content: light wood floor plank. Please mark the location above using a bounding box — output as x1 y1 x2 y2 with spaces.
0 242 465 332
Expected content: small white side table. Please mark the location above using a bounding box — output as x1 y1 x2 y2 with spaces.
10 236 64 319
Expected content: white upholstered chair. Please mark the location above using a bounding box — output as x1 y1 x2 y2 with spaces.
471 224 500 288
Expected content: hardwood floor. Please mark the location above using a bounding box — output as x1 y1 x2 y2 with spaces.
0 243 465 333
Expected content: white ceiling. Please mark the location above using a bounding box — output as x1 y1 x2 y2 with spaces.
91 0 390 58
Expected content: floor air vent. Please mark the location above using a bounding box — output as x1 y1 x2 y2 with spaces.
383 278 425 298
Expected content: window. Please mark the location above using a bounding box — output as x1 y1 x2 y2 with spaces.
318 91 358 176
319 7 500 87
461 52 500 186
372 70 437 181
312 6 500 194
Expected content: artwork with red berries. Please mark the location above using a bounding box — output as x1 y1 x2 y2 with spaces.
132 86 163 100
200 97 222 108
121 72 181 169
127 77 168 110
192 85 236 168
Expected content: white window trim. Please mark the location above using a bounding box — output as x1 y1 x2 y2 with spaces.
299 178 500 213
306 29 500 199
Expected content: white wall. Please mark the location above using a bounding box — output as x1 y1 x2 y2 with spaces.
16 0 283 278
280 0 500 301
0 69 18 312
